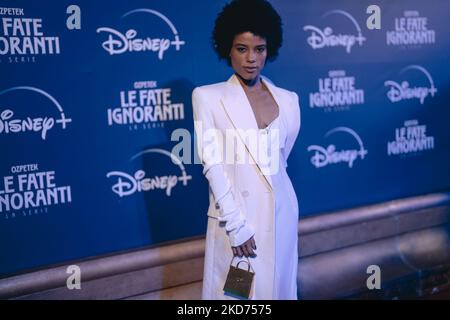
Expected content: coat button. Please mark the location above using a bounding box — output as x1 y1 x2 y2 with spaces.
215 203 220 209
241 190 249 197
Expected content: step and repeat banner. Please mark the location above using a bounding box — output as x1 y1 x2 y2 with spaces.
1 0 449 276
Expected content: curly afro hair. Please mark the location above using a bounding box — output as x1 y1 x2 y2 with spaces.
212 0 283 66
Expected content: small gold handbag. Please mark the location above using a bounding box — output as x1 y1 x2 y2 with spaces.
223 256 255 299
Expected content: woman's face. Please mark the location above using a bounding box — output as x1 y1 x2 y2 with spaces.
229 32 267 81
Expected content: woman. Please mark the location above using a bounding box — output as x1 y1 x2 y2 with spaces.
192 0 301 300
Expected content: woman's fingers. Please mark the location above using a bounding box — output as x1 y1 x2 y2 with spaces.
246 243 255 257
242 244 250 257
236 246 243 257
233 237 257 258
251 237 256 250
243 241 256 257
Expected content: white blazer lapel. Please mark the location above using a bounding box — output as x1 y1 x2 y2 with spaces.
219 73 276 191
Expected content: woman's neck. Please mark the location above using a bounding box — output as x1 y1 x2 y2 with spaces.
235 72 262 92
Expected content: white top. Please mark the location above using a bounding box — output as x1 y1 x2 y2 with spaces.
258 115 287 176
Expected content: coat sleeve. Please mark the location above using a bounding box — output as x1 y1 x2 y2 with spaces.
192 87 255 247
283 91 301 164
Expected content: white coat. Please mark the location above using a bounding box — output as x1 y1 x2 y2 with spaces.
192 73 301 299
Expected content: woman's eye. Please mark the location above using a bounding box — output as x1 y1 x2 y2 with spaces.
237 47 246 53
257 47 266 53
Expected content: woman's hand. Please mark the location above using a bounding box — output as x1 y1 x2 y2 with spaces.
232 236 257 257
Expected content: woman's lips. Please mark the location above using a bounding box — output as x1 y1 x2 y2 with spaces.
244 67 257 73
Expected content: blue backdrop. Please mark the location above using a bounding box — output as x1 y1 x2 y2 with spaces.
1 0 449 277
